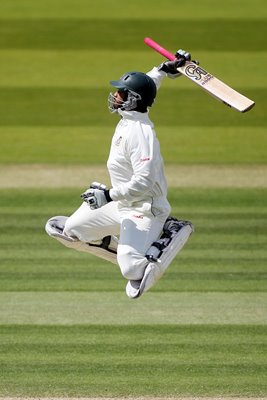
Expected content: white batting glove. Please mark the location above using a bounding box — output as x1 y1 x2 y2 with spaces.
81 181 109 209
81 187 112 209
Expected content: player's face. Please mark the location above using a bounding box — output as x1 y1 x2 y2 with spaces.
113 90 127 109
108 89 129 113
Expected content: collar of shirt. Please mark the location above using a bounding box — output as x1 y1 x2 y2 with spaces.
118 109 152 123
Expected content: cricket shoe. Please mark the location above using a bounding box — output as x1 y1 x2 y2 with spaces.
126 219 194 299
126 279 142 299
45 216 75 242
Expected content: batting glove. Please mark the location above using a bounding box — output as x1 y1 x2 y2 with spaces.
81 182 112 209
175 49 191 63
158 49 192 78
176 49 199 65
81 188 112 209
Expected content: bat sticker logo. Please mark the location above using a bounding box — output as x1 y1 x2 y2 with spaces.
184 64 213 85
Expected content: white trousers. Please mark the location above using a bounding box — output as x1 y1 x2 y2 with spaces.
64 201 169 280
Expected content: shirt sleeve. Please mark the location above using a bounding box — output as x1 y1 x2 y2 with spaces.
146 66 166 90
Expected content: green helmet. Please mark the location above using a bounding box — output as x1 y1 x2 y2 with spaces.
109 71 157 112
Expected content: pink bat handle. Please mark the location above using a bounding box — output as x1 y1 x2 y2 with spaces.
144 37 176 61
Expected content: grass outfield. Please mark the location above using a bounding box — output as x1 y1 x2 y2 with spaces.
0 0 266 398
0 188 267 395
0 325 266 397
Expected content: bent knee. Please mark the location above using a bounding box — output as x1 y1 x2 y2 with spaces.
63 216 83 239
117 245 147 280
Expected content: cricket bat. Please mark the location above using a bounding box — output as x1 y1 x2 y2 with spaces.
144 37 255 113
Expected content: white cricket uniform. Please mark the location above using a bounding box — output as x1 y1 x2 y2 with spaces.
64 67 171 280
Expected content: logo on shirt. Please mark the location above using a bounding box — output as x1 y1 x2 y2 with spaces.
133 214 144 219
115 136 122 146
140 157 150 162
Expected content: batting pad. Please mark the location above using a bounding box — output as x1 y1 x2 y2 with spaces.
126 222 194 299
45 216 118 264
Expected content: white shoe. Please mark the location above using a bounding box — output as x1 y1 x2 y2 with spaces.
125 263 162 299
126 279 141 299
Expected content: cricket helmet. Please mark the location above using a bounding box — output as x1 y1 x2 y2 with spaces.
108 71 157 113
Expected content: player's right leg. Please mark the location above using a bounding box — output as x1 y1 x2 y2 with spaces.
126 217 194 298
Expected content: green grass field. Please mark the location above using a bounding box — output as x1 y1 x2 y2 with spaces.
1 188 267 396
0 0 266 398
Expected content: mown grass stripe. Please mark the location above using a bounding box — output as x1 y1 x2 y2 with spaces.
0 19 266 51
0 324 266 396
0 50 266 89
0 127 266 164
1 187 266 208
0 0 266 20
0 88 264 127
0 270 266 293
0 292 266 325
1 187 266 209
1 165 267 188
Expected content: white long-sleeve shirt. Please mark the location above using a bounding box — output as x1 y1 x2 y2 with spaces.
107 68 171 214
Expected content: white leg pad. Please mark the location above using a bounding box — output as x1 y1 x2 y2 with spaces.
45 216 118 264
126 221 194 299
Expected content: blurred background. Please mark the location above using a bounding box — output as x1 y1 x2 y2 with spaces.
0 0 266 167
0 0 266 397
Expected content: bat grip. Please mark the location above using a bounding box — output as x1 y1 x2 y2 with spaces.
144 37 176 61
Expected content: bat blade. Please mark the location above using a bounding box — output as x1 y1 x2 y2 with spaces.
144 37 255 112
